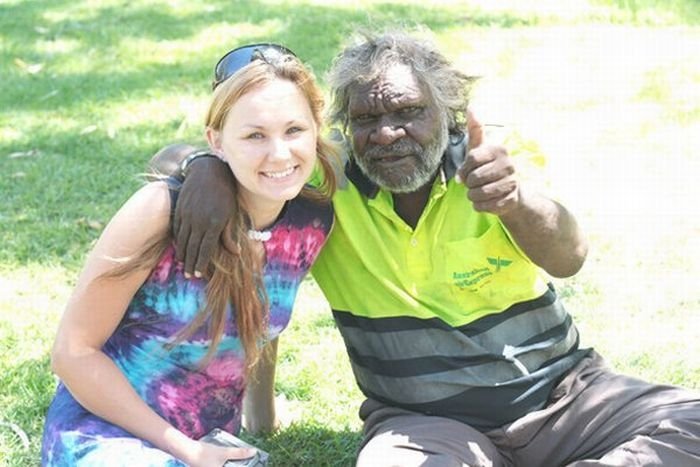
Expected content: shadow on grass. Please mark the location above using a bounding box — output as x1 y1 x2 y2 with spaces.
1 123 185 268
4 0 698 269
245 422 362 467
1 0 513 269
0 1 544 114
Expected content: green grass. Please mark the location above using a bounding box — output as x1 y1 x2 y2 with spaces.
2 0 700 465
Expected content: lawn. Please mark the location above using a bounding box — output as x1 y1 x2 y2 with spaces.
1 0 700 465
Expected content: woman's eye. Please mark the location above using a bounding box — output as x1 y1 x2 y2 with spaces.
246 132 264 140
287 126 304 134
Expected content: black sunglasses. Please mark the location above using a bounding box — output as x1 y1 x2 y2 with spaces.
212 43 297 90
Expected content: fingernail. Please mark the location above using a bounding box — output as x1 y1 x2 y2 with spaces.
184 272 191 279
454 173 463 184
194 270 202 278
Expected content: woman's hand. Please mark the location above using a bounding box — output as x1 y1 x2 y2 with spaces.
184 439 256 467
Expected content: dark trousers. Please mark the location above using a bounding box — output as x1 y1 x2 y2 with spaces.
357 352 700 466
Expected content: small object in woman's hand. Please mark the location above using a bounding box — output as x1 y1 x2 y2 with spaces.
199 428 269 466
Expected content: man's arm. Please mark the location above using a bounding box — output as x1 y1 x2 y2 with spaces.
499 187 588 278
146 143 199 180
456 144 588 278
151 108 485 277
148 144 236 278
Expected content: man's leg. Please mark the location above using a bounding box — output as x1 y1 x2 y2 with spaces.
356 398 508 467
493 352 700 466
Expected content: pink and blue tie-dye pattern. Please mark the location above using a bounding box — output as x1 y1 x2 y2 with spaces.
41 196 333 466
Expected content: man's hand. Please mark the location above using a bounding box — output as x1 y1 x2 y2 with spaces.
174 156 236 278
454 121 588 278
457 109 518 216
465 108 483 150
456 144 519 217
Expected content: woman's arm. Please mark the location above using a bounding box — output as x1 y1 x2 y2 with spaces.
50 182 252 465
242 338 279 434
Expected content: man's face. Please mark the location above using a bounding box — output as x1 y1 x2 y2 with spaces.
347 63 448 193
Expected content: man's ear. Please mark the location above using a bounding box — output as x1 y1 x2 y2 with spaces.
205 127 223 155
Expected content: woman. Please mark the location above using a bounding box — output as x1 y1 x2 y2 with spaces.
41 44 337 466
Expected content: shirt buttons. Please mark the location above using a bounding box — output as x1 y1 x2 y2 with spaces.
410 238 418 247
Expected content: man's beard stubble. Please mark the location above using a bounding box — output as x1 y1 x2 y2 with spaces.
354 119 449 194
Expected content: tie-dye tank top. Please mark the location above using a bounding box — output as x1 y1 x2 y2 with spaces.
41 195 333 466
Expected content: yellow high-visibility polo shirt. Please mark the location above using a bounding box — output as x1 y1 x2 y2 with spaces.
311 135 589 429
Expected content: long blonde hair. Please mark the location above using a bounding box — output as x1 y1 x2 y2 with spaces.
108 53 338 370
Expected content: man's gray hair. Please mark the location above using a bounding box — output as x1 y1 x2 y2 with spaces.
326 29 476 133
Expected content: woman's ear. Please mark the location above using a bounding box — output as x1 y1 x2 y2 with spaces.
205 127 223 155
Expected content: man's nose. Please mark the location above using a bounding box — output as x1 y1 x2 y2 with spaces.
370 117 405 145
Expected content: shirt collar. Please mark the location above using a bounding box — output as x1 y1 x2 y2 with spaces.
345 130 468 199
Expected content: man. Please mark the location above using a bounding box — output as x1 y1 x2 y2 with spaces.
163 31 700 466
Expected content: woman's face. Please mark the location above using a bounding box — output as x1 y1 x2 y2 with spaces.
207 78 318 213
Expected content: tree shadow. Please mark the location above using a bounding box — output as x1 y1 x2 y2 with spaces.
3 0 531 268
0 1 544 112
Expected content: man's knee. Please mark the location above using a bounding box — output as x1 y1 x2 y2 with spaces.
357 410 503 467
357 432 466 467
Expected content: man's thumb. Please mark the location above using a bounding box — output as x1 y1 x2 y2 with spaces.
466 108 483 149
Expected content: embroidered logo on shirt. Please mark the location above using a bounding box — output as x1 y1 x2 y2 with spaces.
487 256 513 272
452 257 513 290
452 267 492 289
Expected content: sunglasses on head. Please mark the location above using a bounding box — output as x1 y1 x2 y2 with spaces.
212 43 297 90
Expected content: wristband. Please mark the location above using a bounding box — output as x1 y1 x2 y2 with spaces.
179 150 220 178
